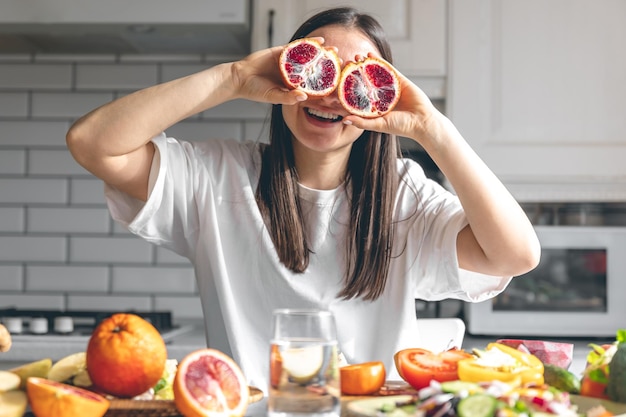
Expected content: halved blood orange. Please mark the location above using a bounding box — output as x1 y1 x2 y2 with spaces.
338 56 401 118
340 361 386 395
173 348 249 417
26 377 110 417
279 38 341 96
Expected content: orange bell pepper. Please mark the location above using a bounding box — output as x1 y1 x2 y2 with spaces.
457 342 544 386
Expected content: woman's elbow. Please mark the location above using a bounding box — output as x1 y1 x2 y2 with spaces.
66 118 96 168
511 234 541 277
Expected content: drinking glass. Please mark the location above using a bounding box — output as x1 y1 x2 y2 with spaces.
268 309 340 417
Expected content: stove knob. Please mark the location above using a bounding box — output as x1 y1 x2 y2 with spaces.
30 317 49 334
54 316 74 334
4 317 23 334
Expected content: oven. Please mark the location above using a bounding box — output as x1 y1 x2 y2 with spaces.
465 224 626 337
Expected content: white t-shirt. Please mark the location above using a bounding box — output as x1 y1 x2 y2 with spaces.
105 133 511 389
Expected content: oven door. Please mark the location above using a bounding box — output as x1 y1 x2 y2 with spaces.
465 226 626 337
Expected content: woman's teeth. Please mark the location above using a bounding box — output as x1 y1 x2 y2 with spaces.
307 108 342 122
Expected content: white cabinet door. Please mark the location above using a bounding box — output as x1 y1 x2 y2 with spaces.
252 0 446 77
448 0 626 201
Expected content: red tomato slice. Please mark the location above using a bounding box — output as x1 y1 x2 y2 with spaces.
394 348 472 390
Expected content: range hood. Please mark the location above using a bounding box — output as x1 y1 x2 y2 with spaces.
0 0 251 55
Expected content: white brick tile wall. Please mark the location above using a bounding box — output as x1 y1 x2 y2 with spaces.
75 64 158 90
113 221 133 235
120 55 202 64
0 121 70 146
0 150 26 174
0 236 66 262
35 54 117 63
32 92 113 118
0 207 25 233
0 63 72 89
0 294 65 310
155 247 191 265
0 92 28 117
26 265 109 292
29 149 89 176
0 265 23 291
70 179 107 205
27 207 111 233
70 236 153 263
0 178 68 204
67 294 152 311
0 52 273 320
154 296 203 319
112 266 196 294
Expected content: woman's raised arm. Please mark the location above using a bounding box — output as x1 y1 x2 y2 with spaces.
66 46 307 201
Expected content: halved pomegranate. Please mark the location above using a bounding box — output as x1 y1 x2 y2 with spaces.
338 56 401 118
279 38 341 97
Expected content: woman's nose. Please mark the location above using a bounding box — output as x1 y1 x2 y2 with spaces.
316 90 341 106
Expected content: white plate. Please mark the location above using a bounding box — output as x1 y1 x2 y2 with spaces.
346 394 626 417
346 395 418 417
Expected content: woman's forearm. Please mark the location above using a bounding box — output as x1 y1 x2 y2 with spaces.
419 116 540 277
67 62 236 160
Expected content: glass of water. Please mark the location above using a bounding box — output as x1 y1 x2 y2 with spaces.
268 309 340 417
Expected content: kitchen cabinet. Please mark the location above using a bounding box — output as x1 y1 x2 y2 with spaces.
448 0 626 202
252 0 447 78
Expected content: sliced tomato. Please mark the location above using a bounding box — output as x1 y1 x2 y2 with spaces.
394 348 473 390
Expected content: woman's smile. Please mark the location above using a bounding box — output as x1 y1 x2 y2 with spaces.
305 107 344 125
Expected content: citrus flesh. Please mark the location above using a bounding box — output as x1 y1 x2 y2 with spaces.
26 377 109 417
279 38 341 96
174 348 249 417
338 56 400 118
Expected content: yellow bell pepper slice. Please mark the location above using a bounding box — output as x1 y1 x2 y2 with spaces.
457 342 544 386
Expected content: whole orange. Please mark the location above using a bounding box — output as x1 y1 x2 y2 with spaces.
86 313 167 398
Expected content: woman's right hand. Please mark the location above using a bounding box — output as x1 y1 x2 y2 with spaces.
230 45 308 106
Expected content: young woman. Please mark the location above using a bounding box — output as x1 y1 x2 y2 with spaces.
66 7 540 388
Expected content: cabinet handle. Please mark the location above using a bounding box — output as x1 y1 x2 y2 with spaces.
268 9 275 48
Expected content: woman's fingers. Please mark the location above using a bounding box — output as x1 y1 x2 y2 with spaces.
265 88 308 105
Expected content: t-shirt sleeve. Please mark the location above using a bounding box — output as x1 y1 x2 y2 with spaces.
398 160 512 302
104 133 200 257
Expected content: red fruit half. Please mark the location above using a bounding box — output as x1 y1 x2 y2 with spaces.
173 348 249 417
338 56 401 118
279 38 341 96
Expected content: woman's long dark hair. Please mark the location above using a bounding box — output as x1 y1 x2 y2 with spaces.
255 7 401 301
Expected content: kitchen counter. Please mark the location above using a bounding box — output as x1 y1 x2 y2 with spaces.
3 322 611 376
0 320 208 370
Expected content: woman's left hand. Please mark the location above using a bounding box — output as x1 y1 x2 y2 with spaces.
342 71 445 146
